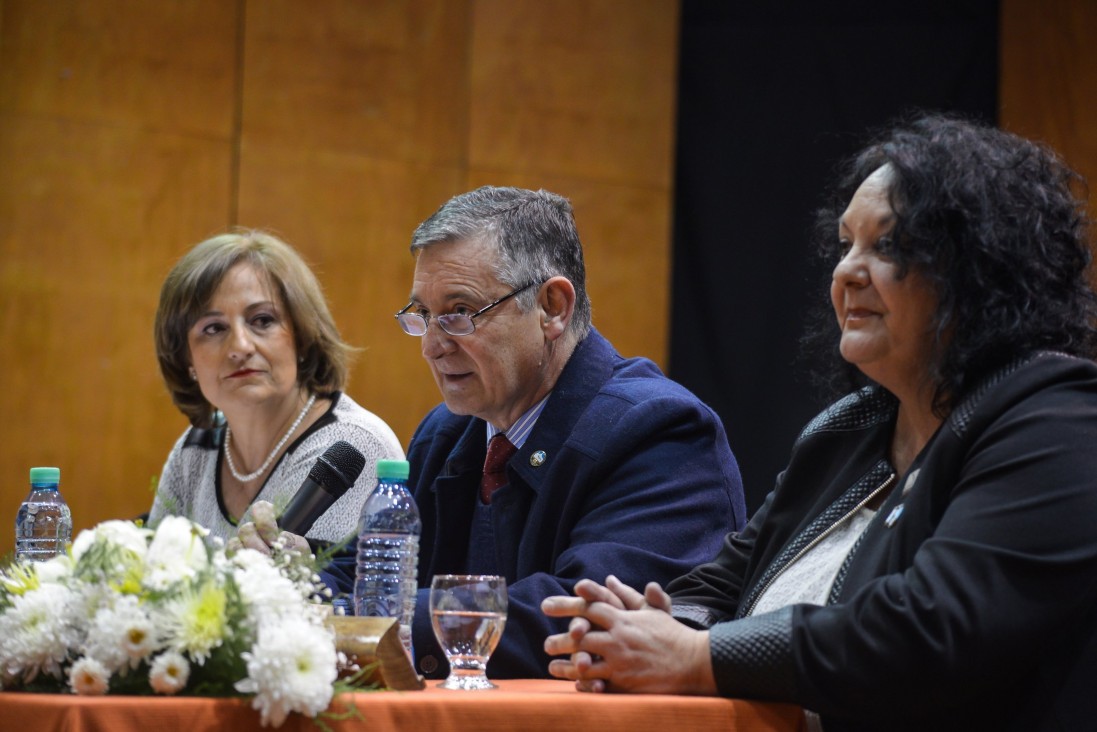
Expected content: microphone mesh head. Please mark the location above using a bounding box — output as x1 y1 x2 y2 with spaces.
309 440 367 495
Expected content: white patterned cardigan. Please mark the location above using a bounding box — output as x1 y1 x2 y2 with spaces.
149 392 404 543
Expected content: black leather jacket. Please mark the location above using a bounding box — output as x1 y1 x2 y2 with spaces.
669 352 1097 731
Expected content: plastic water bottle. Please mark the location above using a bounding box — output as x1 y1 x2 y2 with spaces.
354 459 421 657
15 467 72 562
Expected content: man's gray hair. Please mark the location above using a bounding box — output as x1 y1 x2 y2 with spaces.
410 186 592 338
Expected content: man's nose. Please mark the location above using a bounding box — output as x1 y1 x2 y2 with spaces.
421 319 454 359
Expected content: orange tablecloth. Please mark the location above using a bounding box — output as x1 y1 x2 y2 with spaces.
0 679 806 731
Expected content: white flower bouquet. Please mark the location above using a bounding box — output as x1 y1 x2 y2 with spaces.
0 516 352 727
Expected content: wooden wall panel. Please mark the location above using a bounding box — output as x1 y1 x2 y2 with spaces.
242 0 471 164
0 0 237 136
469 0 678 187
468 0 679 366
235 144 465 444
1000 0 1097 217
0 120 234 553
238 0 679 447
0 0 238 556
237 0 475 446
0 0 679 558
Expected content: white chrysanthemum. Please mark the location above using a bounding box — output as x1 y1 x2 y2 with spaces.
71 520 152 594
144 517 210 591
159 578 228 664
72 520 152 562
35 554 75 585
71 580 117 627
235 618 337 727
228 547 274 574
69 656 110 695
231 549 313 626
120 615 158 662
148 651 190 694
0 583 80 683
83 595 159 674
0 561 39 599
0 517 340 708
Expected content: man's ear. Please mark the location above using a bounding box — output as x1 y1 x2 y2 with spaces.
539 276 576 341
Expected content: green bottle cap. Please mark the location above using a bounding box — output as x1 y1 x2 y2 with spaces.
29 467 61 484
375 459 410 480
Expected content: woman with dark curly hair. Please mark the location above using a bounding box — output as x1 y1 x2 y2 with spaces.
543 114 1097 731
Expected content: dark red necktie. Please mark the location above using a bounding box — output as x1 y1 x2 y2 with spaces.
480 434 518 504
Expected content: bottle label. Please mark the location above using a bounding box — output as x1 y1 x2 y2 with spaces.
15 499 72 562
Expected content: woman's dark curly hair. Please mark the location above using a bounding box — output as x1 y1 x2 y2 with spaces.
804 113 1097 414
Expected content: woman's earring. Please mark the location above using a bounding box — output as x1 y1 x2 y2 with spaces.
188 367 198 381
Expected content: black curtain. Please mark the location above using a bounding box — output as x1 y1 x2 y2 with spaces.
670 1 999 514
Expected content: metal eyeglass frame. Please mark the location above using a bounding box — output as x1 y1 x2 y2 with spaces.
395 281 540 337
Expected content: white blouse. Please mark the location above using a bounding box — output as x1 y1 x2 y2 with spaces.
749 506 878 616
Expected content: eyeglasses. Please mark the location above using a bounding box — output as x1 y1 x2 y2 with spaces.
395 282 540 337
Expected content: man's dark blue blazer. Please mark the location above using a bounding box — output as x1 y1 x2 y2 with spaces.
406 328 746 678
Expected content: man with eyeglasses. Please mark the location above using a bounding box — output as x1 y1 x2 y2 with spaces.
396 186 746 679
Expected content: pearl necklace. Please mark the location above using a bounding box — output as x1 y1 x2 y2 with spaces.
224 394 317 482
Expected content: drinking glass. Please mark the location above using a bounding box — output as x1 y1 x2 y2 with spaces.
429 574 508 690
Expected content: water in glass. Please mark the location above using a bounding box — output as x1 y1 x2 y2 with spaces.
430 575 507 690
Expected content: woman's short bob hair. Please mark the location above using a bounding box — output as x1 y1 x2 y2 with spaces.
155 230 354 428
808 113 1097 414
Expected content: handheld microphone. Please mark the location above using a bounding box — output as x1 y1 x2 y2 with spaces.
279 440 367 536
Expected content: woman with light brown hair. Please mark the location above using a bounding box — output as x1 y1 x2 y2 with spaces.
149 230 402 591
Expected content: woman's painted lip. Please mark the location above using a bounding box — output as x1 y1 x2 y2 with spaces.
228 369 260 378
